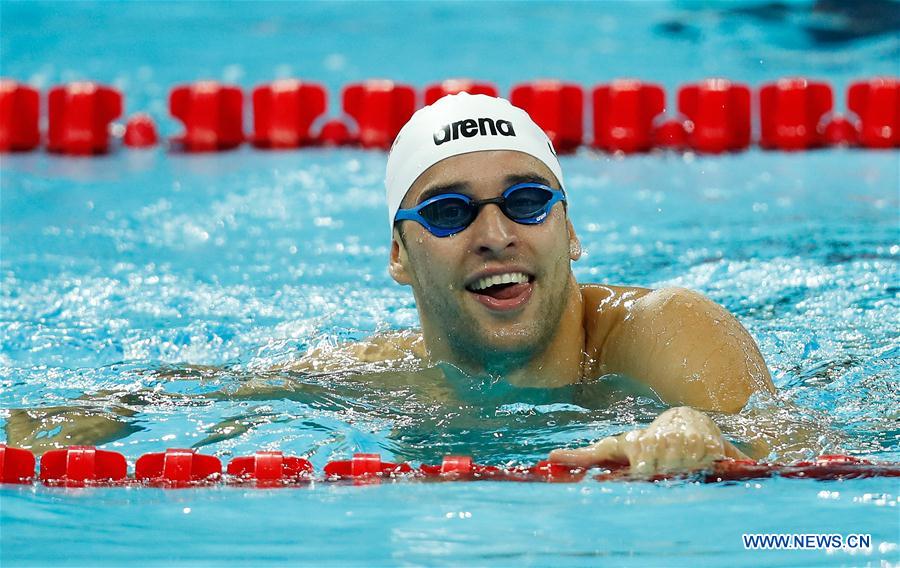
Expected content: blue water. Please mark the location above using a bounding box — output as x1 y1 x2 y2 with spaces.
2 1 899 566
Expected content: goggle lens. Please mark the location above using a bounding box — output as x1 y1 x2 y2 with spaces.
503 186 554 219
419 197 476 229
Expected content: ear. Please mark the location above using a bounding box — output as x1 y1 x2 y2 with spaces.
389 229 413 285
567 219 582 261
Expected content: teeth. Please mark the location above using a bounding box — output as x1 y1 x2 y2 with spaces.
469 272 530 291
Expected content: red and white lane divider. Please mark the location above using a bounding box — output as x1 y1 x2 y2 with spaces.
1 444 898 487
0 77 897 156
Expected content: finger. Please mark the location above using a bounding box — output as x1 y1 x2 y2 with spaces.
548 448 605 467
685 431 705 465
549 435 625 467
704 436 725 461
660 434 688 471
617 431 649 471
628 438 657 476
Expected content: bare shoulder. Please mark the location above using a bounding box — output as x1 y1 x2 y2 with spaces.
278 330 427 373
579 283 653 310
599 285 774 412
579 284 652 373
624 286 745 334
580 284 721 340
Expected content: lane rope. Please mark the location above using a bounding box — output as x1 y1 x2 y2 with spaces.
1 77 897 155
2 445 898 487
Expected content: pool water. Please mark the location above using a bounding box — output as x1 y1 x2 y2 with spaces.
2 1 899 566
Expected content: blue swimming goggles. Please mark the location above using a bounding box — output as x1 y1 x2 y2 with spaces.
394 182 566 238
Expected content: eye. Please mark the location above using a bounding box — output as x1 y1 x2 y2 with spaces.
421 197 473 228
506 188 551 217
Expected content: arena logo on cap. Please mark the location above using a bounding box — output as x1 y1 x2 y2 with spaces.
433 117 516 146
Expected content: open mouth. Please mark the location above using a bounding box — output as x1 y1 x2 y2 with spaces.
465 272 534 311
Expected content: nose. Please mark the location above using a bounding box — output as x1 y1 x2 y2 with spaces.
469 203 518 256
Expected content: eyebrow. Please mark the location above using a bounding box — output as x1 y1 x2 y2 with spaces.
416 172 555 205
417 182 470 204
503 172 554 187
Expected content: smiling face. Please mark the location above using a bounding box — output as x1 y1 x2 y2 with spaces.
389 150 581 372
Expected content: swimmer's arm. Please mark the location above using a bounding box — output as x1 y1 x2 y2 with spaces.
4 333 427 453
601 287 775 414
2 405 142 456
1 383 300 454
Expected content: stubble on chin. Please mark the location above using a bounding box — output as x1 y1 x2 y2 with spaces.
432 269 572 369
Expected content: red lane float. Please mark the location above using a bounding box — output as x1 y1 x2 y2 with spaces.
592 80 665 154
123 113 159 148
653 119 688 150
316 119 355 147
0 80 40 152
417 457 585 482
678 79 751 153
0 444 36 484
135 448 222 485
424 79 499 105
517 460 588 483
848 77 900 148
759 78 833 151
252 80 327 149
510 80 584 153
39 446 127 486
323 452 414 479
343 80 416 150
820 115 859 147
227 451 313 484
419 455 504 480
169 82 243 152
48 82 122 155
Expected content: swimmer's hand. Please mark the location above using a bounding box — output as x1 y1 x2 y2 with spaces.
548 406 747 475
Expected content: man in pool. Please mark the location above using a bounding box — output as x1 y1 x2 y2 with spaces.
356 92 775 474
4 94 778 474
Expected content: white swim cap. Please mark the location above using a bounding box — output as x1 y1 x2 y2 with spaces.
384 93 564 229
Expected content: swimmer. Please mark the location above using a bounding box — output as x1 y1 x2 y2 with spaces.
4 94 788 474
365 93 775 473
